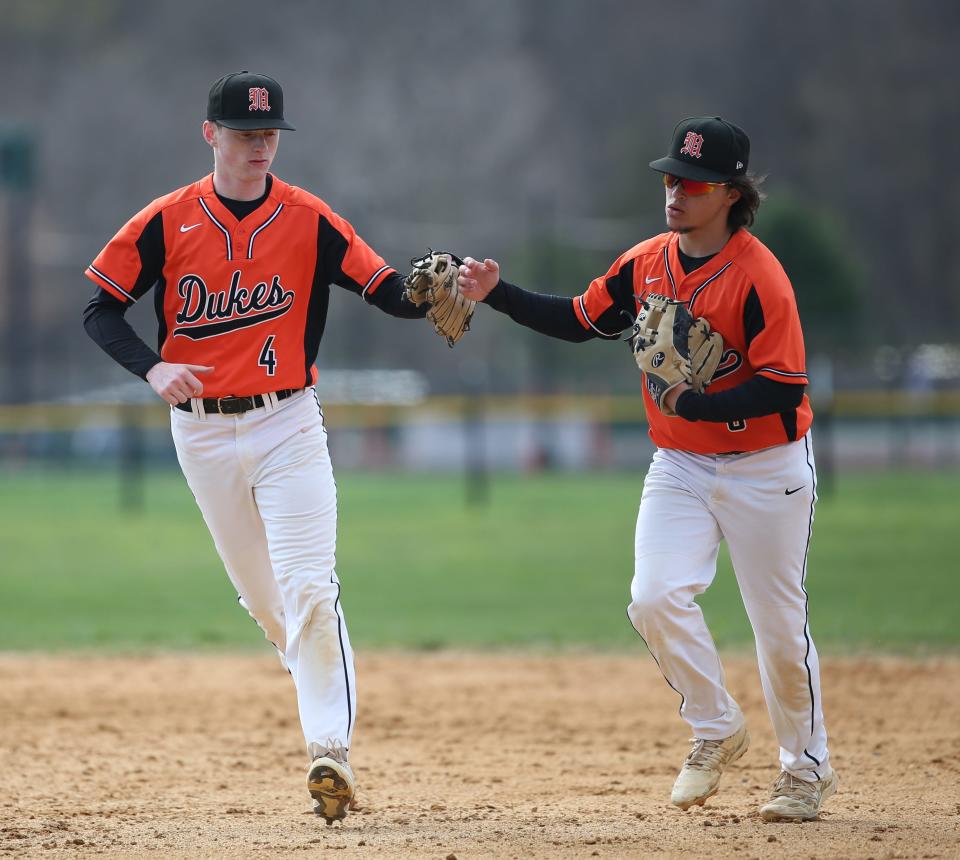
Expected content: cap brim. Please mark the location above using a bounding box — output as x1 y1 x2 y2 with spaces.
215 118 296 130
648 156 730 182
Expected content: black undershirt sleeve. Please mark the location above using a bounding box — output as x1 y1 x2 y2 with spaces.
483 279 594 343
362 272 427 319
675 376 805 422
83 208 165 380
82 288 162 380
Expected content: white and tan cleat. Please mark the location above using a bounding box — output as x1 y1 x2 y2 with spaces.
760 768 838 822
307 740 355 825
671 724 750 810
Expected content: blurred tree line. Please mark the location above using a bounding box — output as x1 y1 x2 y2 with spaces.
0 0 956 401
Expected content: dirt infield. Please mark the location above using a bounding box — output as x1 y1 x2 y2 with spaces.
1 653 958 859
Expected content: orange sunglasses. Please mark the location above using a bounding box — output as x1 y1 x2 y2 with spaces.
662 173 728 196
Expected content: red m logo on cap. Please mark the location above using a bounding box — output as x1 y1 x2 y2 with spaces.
680 131 704 159
248 87 271 112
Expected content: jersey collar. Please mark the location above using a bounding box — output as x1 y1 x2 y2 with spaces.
195 174 288 262
197 174 285 227
665 228 752 296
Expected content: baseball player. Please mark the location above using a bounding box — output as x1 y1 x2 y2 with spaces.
82 72 437 823
458 117 837 822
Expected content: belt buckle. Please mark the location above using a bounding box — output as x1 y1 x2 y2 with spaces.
217 396 243 415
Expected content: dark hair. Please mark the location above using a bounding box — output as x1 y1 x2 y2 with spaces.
727 173 766 230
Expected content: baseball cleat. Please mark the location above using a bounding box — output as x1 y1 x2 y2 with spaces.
760 768 838 822
307 740 355 825
670 724 750 810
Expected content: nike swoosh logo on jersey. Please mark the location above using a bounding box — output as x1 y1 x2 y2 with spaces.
180 223 203 233
645 276 662 284
784 485 806 495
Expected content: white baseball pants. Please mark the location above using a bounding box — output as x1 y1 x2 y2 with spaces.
628 433 830 780
170 388 356 752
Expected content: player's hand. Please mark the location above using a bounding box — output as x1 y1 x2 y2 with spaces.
458 257 500 301
146 362 214 406
662 381 691 416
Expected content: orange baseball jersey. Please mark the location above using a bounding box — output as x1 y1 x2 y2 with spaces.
85 174 395 398
573 229 811 454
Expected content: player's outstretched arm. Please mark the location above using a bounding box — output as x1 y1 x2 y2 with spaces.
359 273 428 319
145 362 214 406
457 256 594 343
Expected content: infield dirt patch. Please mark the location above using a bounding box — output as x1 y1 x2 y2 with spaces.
1 652 958 859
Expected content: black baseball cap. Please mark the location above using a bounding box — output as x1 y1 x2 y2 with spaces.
206 71 296 130
649 116 748 182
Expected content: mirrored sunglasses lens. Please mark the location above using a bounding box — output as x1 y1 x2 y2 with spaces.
663 174 711 194
685 179 713 195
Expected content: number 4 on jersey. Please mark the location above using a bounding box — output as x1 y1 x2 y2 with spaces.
258 335 277 376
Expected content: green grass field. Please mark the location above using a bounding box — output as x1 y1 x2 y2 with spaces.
0 467 956 652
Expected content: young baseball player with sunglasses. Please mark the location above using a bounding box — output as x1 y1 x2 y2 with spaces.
458 117 837 822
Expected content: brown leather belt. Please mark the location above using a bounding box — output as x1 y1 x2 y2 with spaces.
174 388 298 415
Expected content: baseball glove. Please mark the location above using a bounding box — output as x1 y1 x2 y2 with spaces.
403 250 476 347
630 294 723 416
